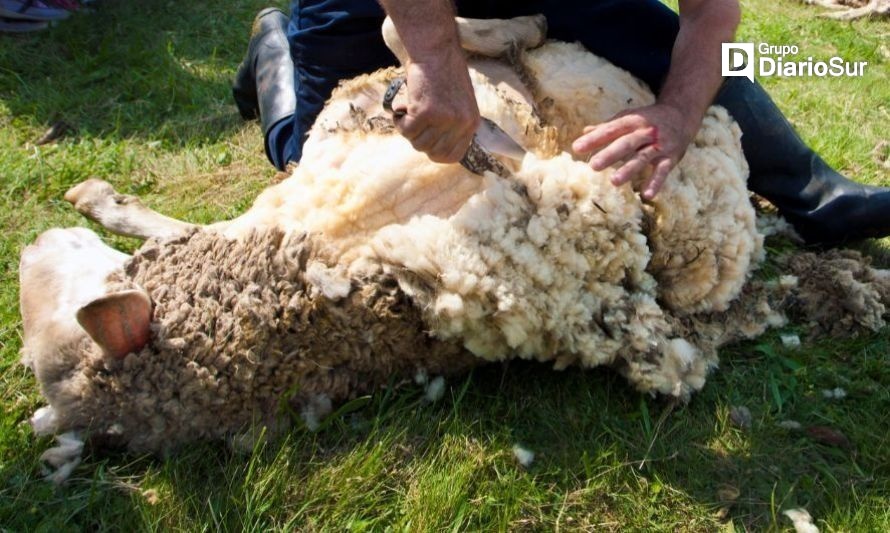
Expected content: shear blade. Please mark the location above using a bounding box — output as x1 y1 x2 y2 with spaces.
475 118 527 162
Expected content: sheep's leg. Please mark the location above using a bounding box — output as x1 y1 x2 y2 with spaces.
453 15 548 57
64 179 198 241
382 15 547 66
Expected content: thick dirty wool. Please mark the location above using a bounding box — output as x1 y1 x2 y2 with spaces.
785 249 889 335
56 230 473 453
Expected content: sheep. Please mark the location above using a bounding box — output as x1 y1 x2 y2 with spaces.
19 15 889 470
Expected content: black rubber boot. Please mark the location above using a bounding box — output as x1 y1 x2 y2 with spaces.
715 77 890 246
232 8 296 138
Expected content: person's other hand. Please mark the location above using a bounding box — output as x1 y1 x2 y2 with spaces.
572 104 696 200
393 49 480 164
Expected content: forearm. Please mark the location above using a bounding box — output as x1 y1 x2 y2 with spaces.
377 1 479 163
658 0 741 138
377 0 463 63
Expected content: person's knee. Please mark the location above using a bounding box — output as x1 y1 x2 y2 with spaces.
288 0 397 163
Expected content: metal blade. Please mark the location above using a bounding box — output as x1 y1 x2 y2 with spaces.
476 117 527 162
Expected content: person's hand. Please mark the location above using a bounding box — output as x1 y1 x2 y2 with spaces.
393 49 480 164
572 104 696 200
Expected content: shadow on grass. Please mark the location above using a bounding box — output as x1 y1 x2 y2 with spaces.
0 0 283 147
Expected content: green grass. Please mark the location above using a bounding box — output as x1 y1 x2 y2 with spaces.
1 0 888 530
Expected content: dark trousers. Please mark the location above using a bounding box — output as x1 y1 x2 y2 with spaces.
267 0 681 169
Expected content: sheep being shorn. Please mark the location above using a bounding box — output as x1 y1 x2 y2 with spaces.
20 16 889 464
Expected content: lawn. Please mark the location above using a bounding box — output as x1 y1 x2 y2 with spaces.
0 0 888 530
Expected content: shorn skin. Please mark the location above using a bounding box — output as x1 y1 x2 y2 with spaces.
19 16 889 467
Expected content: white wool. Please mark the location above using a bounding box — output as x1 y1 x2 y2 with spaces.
777 420 802 430
228 432 260 455
512 444 535 467
226 42 762 324
642 108 761 313
424 376 446 402
781 334 802 348
872 268 890 282
305 261 352 300
783 508 820 533
367 153 676 380
665 339 709 393
227 423 280 455
30 406 58 436
757 211 802 241
821 388 847 400
434 292 465 317
767 311 789 328
220 133 485 258
780 275 799 289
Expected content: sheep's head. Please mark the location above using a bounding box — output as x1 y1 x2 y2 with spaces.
20 243 148 482
19 228 156 445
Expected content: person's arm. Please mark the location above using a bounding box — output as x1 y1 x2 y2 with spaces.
572 0 741 199
378 0 480 163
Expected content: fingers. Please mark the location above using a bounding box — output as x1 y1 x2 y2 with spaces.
610 154 676 200
586 127 658 171
609 147 675 199
427 128 473 164
573 104 691 200
571 115 638 154
610 145 661 186
395 114 475 163
390 90 409 119
395 114 426 142
641 158 674 200
407 125 437 152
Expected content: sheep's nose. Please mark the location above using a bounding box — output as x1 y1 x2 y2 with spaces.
22 228 98 270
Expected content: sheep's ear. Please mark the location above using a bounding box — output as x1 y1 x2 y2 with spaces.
76 289 152 360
